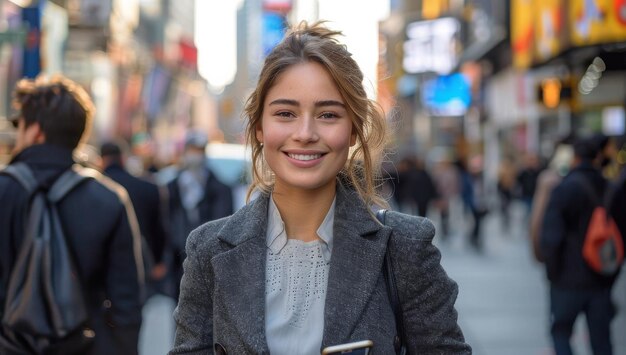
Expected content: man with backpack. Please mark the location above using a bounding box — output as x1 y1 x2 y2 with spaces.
540 134 623 355
0 75 145 354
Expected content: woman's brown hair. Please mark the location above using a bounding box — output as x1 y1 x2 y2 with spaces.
244 21 388 209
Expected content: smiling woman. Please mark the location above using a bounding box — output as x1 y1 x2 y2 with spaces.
170 21 471 355
256 61 356 196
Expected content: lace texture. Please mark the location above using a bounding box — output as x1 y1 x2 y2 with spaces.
266 239 330 329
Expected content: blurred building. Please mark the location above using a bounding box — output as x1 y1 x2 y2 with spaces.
497 0 626 175
379 0 503 165
0 0 218 168
379 0 626 191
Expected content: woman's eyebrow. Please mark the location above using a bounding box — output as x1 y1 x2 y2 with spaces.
268 99 346 109
315 100 346 108
268 98 298 106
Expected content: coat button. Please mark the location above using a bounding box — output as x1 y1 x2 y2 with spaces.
214 343 227 355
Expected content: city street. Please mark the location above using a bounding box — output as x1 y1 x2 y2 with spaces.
2 2 626 355
138 201 626 355
437 201 626 355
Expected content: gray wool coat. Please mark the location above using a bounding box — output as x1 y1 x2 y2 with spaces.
170 182 471 355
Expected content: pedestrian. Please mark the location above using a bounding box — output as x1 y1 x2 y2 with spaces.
457 157 487 250
610 163 626 239
396 155 438 217
100 141 168 297
0 75 144 354
540 134 622 355
516 152 542 218
497 157 517 232
529 137 574 262
432 154 460 240
166 130 233 301
170 21 470 354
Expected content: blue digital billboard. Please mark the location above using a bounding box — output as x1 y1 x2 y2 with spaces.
421 73 471 116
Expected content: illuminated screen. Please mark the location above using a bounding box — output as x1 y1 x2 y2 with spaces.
421 73 471 116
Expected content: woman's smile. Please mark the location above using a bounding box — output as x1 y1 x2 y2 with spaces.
257 61 355 192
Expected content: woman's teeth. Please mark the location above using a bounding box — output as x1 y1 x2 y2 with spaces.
288 153 322 161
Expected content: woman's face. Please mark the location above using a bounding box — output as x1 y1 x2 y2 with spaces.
257 61 356 193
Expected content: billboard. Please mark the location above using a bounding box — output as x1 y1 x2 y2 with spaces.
403 17 460 75
262 12 286 57
512 0 626 68
22 6 40 78
569 0 626 46
533 0 566 63
421 73 471 116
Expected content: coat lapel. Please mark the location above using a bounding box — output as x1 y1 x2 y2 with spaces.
211 195 270 353
322 184 390 347
209 185 390 350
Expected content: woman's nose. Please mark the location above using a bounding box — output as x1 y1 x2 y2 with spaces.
293 117 319 142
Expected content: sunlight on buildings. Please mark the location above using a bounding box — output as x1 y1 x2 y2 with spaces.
195 0 243 92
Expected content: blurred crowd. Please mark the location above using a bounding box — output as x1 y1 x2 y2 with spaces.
384 134 624 253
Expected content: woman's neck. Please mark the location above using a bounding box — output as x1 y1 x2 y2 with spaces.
272 182 336 242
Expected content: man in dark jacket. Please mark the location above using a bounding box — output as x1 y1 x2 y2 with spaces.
610 167 626 239
540 135 619 355
100 141 168 296
0 76 144 355
166 131 233 300
395 156 438 217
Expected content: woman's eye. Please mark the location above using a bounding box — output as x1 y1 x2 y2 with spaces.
276 111 293 118
319 112 338 119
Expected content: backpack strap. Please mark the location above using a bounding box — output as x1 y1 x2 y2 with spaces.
1 162 38 194
47 167 90 203
2 163 90 202
376 209 407 355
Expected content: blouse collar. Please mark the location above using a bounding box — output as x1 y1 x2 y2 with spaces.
266 194 335 262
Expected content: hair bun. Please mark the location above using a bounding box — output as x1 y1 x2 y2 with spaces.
287 20 343 42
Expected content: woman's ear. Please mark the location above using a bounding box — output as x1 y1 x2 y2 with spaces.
350 129 357 147
256 126 264 145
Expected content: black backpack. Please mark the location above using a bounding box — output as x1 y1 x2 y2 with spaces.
0 163 94 354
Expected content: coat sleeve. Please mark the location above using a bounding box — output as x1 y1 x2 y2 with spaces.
609 175 626 243
389 215 471 354
528 173 557 263
170 228 214 354
106 195 144 354
540 183 567 282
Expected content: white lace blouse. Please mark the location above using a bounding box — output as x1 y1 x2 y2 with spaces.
265 196 335 355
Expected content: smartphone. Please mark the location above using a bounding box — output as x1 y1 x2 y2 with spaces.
321 340 374 355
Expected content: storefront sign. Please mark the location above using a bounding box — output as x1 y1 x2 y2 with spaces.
22 6 40 78
403 17 460 75
533 0 566 62
513 0 626 67
511 0 534 68
569 0 626 46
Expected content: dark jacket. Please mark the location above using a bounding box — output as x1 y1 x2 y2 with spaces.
0 144 144 355
170 181 470 354
609 168 626 239
397 166 438 216
104 163 166 264
540 163 616 289
166 169 233 253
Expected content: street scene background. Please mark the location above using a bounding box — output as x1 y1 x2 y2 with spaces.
2 0 626 354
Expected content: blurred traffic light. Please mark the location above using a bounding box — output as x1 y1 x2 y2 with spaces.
537 78 572 108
